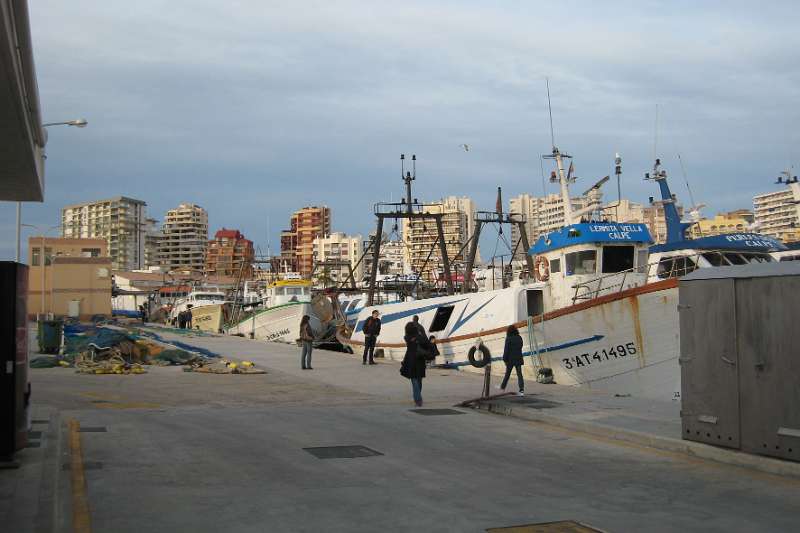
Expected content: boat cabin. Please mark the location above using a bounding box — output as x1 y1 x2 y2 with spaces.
529 222 653 309
263 280 312 308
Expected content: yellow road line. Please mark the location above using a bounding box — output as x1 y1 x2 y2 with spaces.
68 419 92 533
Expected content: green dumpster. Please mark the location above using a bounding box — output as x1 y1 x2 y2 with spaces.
37 320 63 354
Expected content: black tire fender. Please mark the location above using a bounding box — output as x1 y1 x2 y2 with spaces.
467 343 491 368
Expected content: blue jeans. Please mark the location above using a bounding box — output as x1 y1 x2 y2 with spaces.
301 341 313 368
411 378 423 404
501 362 524 391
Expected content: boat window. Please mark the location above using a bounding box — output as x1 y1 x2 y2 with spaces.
549 258 561 274
741 252 772 264
701 252 728 267
780 254 800 262
657 256 697 279
565 250 597 275
347 299 361 311
429 305 455 332
526 289 544 317
724 252 747 265
286 287 304 296
602 246 635 273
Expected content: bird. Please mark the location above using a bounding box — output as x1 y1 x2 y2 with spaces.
459 144 470 152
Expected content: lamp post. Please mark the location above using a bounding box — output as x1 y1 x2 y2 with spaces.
21 224 61 319
15 119 89 263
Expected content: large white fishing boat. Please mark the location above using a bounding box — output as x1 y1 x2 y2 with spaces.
339 151 787 399
226 279 320 343
168 289 231 333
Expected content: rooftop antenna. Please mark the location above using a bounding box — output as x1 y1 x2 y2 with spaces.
546 77 555 150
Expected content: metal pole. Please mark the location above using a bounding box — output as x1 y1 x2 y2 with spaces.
434 216 454 295
462 221 483 294
41 234 46 317
367 216 384 306
15 202 21 262
517 221 535 279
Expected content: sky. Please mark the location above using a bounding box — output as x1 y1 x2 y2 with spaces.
2 0 799 262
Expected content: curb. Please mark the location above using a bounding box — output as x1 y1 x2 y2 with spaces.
469 398 800 480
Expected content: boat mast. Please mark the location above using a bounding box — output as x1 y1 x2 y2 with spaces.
543 79 575 226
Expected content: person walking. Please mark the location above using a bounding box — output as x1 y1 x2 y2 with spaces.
186 305 194 330
138 304 146 324
362 310 381 365
400 321 431 407
299 315 315 370
412 315 426 338
499 325 525 396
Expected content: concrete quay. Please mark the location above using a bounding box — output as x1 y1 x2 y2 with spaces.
2 325 799 533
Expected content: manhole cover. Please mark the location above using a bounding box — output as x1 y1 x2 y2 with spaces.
62 461 103 471
487 520 603 532
303 445 383 459
78 427 107 433
410 409 465 416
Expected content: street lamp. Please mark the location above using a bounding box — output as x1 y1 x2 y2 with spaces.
21 224 61 319
15 119 89 262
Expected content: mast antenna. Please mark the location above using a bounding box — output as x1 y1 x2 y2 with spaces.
677 153 697 209
653 104 660 161
546 78 555 150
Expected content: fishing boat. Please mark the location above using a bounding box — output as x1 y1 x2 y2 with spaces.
339 150 787 399
168 289 231 333
226 279 319 343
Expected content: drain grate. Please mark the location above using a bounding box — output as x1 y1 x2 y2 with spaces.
509 397 561 409
303 445 383 459
26 441 41 448
90 400 113 404
31 419 50 425
410 409 465 416
62 461 103 471
28 430 42 439
487 520 603 532
78 426 107 433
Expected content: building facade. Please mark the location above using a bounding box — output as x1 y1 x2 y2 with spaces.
280 206 331 277
362 234 408 281
508 193 591 259
402 198 472 281
61 196 148 271
27 237 112 319
753 182 800 243
158 203 209 273
312 232 363 286
205 228 255 278
689 210 753 239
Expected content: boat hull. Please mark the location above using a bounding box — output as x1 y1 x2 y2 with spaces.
339 280 680 399
190 304 229 333
227 302 319 343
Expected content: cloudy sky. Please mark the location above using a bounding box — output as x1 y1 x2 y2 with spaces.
2 0 799 261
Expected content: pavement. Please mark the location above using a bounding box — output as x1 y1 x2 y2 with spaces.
3 323 800 533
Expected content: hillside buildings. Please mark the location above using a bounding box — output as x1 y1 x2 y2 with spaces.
312 232 363 285
205 228 255 278
61 196 148 271
753 181 800 243
280 206 331 277
158 203 209 273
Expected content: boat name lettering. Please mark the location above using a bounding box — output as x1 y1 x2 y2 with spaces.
265 328 290 341
562 342 637 370
724 234 776 248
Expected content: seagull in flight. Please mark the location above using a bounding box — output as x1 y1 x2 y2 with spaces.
459 144 470 152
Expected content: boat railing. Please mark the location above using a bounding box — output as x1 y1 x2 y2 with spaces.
569 250 726 304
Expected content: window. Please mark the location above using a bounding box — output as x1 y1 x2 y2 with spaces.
565 250 597 275
602 246 635 273
550 258 561 274
526 289 544 317
702 252 727 267
44 247 52 266
82 248 101 257
429 305 455 332
657 256 697 279
723 253 747 265
31 247 40 266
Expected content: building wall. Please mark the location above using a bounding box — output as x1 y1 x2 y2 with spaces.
689 211 753 238
312 232 363 285
362 234 407 280
280 206 331 277
402 200 470 281
205 228 255 278
158 203 209 272
753 183 800 243
508 193 590 259
61 196 148 270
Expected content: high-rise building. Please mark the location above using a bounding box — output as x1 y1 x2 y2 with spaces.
402 197 473 281
143 217 162 268
312 232 363 285
363 233 408 280
753 182 800 243
61 196 148 271
280 206 331 277
158 203 209 273
508 193 590 259
689 210 753 239
205 228 255 278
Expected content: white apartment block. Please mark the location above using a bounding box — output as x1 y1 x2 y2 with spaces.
61 196 148 271
158 203 209 272
753 182 800 243
508 193 589 260
312 232 363 284
362 234 408 280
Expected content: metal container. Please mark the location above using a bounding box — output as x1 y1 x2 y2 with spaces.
679 262 800 462
37 319 63 354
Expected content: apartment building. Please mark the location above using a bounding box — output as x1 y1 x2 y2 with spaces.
508 193 590 259
753 181 800 243
312 232 363 285
158 203 209 273
362 233 408 280
205 228 255 278
61 196 147 271
280 206 331 277
689 210 753 238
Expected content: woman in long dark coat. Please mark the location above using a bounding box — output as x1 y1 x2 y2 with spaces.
499 325 524 396
400 321 428 407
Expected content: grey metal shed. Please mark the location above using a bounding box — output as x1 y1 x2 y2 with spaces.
679 262 800 462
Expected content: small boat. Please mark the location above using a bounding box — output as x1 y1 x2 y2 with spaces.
168 289 231 333
226 279 319 343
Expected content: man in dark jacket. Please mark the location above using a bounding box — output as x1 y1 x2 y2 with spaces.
499 325 525 396
362 310 381 365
